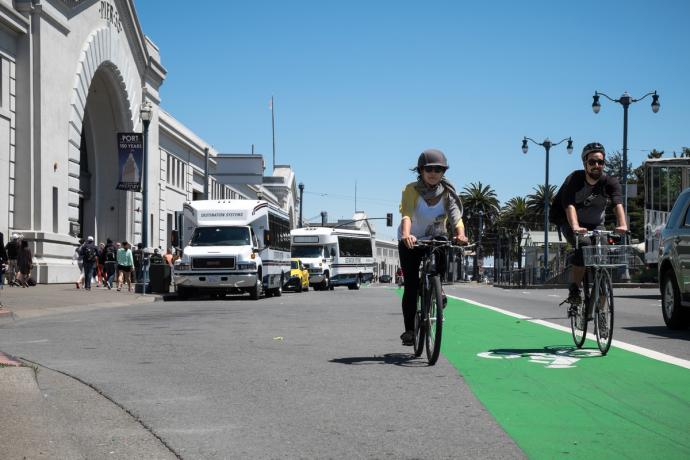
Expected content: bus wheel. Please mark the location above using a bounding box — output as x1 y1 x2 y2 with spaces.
274 275 283 297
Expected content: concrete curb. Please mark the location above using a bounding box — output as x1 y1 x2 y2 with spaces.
493 283 657 290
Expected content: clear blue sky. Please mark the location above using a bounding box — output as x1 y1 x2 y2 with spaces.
134 0 689 240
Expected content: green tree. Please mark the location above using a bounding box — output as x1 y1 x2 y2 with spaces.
526 184 557 230
460 182 500 276
499 196 531 269
604 150 634 181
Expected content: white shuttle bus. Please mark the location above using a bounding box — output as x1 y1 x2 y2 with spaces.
290 226 375 290
174 200 291 299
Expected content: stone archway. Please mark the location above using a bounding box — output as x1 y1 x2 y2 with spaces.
67 26 142 243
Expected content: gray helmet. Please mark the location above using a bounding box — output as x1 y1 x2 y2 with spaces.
581 142 606 161
416 149 449 171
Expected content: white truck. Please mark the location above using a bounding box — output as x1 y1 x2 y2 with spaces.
290 226 375 290
174 200 291 299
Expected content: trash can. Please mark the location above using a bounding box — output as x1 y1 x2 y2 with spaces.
149 263 171 293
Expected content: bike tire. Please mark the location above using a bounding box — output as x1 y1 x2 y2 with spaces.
425 276 443 365
570 271 589 348
594 269 614 355
413 281 426 357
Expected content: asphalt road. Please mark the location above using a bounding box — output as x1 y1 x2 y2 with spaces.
444 283 690 361
0 285 525 459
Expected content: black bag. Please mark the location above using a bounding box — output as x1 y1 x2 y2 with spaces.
84 245 98 263
27 277 36 286
549 186 567 226
105 246 116 262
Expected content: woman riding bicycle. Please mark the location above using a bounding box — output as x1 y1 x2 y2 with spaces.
398 149 467 346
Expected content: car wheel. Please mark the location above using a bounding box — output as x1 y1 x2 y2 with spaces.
662 269 690 329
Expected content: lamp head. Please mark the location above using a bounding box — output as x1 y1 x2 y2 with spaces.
651 92 660 113
566 138 574 155
521 138 528 154
592 93 601 114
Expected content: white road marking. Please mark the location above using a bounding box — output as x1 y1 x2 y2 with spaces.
452 295 690 371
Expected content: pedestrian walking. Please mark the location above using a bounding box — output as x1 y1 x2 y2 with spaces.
80 236 98 291
16 240 33 288
96 242 106 287
73 239 85 289
0 232 7 289
103 239 118 289
4 233 20 286
133 243 144 284
116 241 134 292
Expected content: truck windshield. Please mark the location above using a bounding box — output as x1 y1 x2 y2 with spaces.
291 245 322 258
190 226 251 247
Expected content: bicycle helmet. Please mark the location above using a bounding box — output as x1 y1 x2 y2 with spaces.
416 149 449 172
581 142 606 161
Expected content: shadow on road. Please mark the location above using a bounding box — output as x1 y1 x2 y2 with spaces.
330 353 428 367
486 345 603 359
623 326 690 341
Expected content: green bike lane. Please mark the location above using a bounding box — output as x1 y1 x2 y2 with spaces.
440 295 690 459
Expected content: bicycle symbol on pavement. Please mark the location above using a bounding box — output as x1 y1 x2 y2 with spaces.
477 348 601 369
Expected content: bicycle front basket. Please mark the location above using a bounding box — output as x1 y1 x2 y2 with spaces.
581 245 640 268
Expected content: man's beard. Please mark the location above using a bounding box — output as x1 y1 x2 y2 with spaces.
587 169 603 180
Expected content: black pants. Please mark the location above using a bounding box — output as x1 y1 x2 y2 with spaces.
398 241 447 332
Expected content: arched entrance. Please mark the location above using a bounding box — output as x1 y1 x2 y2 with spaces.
77 64 132 243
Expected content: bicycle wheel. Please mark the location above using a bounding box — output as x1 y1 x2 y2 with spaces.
570 271 589 348
425 276 444 365
413 279 426 357
594 269 614 355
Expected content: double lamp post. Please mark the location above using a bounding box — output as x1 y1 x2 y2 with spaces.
521 136 573 281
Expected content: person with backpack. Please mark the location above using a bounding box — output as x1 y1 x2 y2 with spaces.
4 233 20 286
104 238 118 289
554 142 627 307
80 236 98 291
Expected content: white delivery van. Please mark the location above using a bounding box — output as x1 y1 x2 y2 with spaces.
290 226 375 290
174 200 291 299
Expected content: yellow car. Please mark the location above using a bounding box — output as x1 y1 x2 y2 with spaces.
284 258 310 292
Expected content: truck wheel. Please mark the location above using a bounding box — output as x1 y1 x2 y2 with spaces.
323 273 331 291
177 286 189 300
662 269 689 329
250 278 262 300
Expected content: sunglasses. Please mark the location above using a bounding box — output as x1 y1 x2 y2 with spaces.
423 165 446 173
587 159 605 166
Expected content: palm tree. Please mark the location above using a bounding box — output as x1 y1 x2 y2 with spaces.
499 196 530 270
526 184 557 230
460 182 500 279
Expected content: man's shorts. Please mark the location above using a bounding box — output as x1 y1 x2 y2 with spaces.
560 225 604 267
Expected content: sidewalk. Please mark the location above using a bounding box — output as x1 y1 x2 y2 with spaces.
0 283 175 459
0 282 161 322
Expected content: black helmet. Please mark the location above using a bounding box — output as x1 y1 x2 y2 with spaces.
581 142 606 161
416 149 449 171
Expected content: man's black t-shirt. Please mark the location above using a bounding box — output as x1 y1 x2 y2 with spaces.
559 170 623 228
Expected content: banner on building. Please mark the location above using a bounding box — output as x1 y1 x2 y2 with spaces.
116 132 144 191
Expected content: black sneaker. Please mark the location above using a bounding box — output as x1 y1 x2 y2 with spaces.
400 331 414 346
567 284 582 306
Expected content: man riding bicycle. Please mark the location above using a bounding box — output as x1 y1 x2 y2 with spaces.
398 149 468 346
557 142 627 307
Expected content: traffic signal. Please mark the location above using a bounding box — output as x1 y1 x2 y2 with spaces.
386 213 393 227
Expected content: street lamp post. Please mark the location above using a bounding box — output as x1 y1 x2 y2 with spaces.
140 100 152 248
298 182 304 228
521 136 574 282
592 90 659 282
139 100 152 295
591 90 660 218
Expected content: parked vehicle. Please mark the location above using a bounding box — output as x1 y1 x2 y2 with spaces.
290 226 375 290
379 274 392 283
284 258 310 292
658 187 690 329
174 200 291 300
